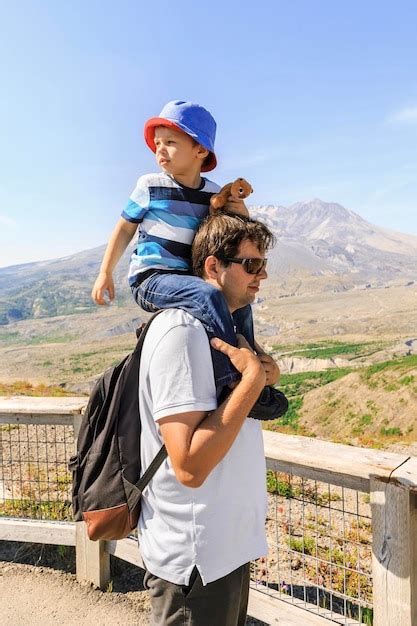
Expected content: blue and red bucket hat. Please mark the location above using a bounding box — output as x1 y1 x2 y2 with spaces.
144 100 217 172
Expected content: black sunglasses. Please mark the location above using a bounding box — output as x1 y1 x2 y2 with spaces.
219 256 268 275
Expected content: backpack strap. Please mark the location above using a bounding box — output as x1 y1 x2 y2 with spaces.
133 309 166 353
133 309 168 492
135 444 167 492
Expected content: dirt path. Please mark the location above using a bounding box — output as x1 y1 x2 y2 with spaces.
1 561 151 625
0 558 265 625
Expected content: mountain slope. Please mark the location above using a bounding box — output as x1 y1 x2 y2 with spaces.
297 355 417 445
1 199 416 324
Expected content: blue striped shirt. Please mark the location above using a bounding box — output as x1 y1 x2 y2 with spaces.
122 173 220 285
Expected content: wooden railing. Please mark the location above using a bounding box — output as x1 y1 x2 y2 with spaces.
1 396 417 625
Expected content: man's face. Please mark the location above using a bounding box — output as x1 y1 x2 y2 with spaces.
217 238 268 312
154 126 203 177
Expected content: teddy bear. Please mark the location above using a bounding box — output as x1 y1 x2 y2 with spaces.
209 178 253 217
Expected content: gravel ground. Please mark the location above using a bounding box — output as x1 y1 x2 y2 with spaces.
1 561 151 625
0 542 266 625
0 542 151 625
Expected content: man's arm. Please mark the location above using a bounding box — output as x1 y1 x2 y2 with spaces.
158 335 266 488
91 217 137 304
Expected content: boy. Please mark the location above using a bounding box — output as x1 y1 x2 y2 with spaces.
92 100 280 395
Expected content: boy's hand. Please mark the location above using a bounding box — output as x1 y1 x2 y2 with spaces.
91 272 115 305
224 196 249 217
258 353 280 386
254 340 280 385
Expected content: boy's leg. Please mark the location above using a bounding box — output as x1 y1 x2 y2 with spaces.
144 563 250 626
132 272 240 387
233 305 289 422
232 305 255 348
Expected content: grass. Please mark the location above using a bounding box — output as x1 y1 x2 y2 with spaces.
362 354 417 380
279 396 303 428
272 340 385 361
0 499 72 521
351 413 374 437
0 381 76 396
288 535 315 555
266 471 293 497
264 348 417 446
279 367 352 398
400 374 415 386
0 331 78 346
380 426 402 437
265 367 352 433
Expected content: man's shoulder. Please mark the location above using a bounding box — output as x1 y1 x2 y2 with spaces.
147 309 205 339
142 310 211 380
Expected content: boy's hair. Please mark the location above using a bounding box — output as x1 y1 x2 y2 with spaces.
192 213 276 278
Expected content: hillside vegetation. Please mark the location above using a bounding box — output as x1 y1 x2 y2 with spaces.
268 351 417 448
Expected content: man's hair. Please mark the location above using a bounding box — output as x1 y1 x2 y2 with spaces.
192 213 276 278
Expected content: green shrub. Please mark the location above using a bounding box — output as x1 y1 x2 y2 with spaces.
289 535 315 555
266 471 293 497
400 375 415 386
0 499 72 521
380 426 402 437
0 381 74 397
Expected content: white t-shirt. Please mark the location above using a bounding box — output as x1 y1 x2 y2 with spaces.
138 309 268 586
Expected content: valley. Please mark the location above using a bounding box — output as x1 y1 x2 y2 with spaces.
1 199 416 452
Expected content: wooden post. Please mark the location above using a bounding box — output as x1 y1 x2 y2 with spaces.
73 414 111 590
75 522 111 589
371 478 417 626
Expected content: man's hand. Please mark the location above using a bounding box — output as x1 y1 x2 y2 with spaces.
91 272 115 305
258 353 280 386
223 196 249 217
211 334 266 388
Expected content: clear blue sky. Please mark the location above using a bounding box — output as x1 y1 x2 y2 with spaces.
1 0 417 267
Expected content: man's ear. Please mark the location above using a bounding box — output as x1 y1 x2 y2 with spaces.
204 255 221 279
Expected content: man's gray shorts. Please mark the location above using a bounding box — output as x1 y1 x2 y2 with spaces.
143 563 250 626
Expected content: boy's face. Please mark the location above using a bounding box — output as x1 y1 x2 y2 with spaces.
153 126 207 178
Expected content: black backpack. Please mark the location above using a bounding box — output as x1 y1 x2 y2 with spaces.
68 311 167 541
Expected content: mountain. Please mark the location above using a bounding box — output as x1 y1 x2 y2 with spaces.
251 200 417 282
1 199 416 325
0 244 135 325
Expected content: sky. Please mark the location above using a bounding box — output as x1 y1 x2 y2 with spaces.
1 0 417 268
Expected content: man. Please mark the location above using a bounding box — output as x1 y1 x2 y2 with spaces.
138 213 277 625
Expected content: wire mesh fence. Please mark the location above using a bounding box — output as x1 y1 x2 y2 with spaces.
251 470 373 625
0 422 74 521
0 420 374 624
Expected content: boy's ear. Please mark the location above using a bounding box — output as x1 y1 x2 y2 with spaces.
196 144 209 161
